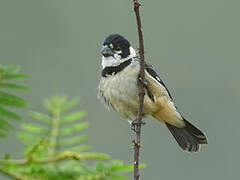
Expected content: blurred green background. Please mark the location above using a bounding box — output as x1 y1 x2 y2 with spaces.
0 0 239 179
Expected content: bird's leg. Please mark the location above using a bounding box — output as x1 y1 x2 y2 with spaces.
131 119 146 132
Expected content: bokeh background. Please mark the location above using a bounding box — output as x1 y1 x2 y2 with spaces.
0 0 240 179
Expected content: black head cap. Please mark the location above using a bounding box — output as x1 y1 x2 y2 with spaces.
103 34 131 58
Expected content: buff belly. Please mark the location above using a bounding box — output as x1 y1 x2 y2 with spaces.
98 65 158 120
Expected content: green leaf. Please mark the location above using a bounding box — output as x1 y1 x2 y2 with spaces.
29 111 51 124
61 98 80 113
12 95 138 180
95 163 107 174
108 173 130 180
0 64 28 138
0 83 29 90
0 106 21 120
2 65 19 73
61 111 86 123
59 122 88 136
0 92 27 107
18 132 39 146
21 123 48 134
2 73 28 80
59 135 87 146
44 95 71 115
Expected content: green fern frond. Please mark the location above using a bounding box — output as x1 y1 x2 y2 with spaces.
0 64 28 137
0 83 28 90
0 92 27 107
60 98 80 114
75 161 145 180
0 65 28 80
19 95 88 157
0 160 144 180
1 95 146 180
43 96 80 115
21 124 49 135
18 132 40 146
0 106 21 120
59 135 88 147
29 111 51 124
61 111 86 124
59 122 89 136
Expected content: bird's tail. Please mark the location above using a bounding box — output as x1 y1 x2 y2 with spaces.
165 118 208 152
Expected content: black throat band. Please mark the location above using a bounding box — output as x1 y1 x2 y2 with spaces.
101 59 132 77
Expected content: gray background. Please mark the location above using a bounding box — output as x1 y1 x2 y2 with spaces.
0 0 239 179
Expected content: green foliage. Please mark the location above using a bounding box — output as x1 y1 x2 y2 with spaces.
1 160 141 180
0 95 145 180
18 96 90 155
0 64 28 137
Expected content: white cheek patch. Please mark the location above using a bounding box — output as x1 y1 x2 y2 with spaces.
101 46 137 69
102 56 119 68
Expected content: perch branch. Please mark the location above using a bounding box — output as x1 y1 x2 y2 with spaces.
132 0 146 180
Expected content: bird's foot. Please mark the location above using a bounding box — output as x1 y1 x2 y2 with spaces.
131 119 146 132
137 74 155 102
132 140 141 148
137 74 148 87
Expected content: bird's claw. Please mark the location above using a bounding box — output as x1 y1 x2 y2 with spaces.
132 140 141 148
131 119 146 132
137 75 148 87
137 74 155 102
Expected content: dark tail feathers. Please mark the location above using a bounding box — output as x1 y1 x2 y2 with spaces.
166 119 208 152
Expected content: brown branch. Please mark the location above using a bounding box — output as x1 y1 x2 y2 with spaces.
132 0 146 180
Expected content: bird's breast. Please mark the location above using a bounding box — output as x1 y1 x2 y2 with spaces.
98 64 158 120
98 65 140 119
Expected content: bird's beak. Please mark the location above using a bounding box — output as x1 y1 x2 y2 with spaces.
101 46 114 57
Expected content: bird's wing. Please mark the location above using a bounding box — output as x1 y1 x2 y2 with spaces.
145 63 173 99
144 62 185 127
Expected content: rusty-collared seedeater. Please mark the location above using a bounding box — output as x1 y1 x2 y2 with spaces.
98 34 207 152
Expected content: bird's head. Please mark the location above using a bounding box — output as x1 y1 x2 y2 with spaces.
101 34 136 68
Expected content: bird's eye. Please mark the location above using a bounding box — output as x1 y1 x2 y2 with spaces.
109 44 114 49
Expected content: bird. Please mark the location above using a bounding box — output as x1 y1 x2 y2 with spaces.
98 34 207 152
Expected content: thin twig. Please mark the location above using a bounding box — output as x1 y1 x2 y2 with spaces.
132 0 146 180
0 152 110 165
